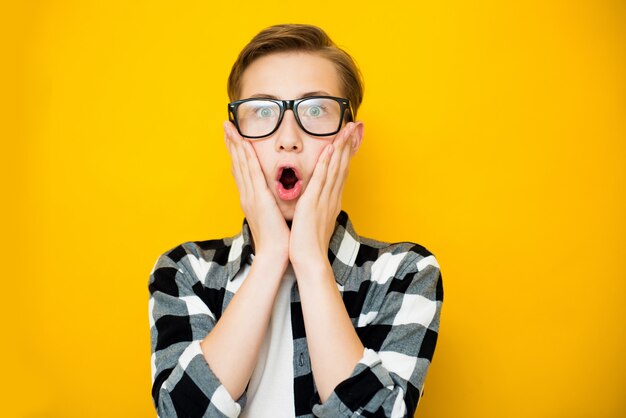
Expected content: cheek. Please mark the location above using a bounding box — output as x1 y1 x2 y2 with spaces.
305 140 333 175
315 138 335 159
250 142 273 178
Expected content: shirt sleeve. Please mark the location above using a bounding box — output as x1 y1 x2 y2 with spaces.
312 252 443 418
148 252 247 418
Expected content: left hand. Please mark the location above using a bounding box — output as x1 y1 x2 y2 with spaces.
289 122 357 270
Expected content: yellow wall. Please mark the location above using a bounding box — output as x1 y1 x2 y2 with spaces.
3 1 625 417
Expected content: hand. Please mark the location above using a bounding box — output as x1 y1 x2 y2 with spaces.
289 122 358 270
224 122 290 266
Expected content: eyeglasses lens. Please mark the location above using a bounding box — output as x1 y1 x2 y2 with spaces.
237 101 281 138
297 98 342 135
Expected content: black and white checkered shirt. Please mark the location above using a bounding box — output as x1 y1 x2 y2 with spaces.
149 211 443 417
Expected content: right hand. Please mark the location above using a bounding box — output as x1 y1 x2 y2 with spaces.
223 121 290 268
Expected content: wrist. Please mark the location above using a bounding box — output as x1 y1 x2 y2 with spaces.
291 256 332 283
289 242 328 269
252 251 289 278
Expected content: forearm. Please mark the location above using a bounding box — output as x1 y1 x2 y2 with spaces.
200 255 286 400
294 259 364 403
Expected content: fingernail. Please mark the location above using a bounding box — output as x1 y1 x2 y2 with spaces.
346 123 355 139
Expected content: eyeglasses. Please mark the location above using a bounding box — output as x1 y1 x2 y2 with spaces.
228 96 353 139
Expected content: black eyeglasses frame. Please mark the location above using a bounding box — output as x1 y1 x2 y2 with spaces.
227 95 353 140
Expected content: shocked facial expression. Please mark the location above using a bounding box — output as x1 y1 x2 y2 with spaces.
238 52 349 221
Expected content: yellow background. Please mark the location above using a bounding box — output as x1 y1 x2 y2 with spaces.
3 0 625 417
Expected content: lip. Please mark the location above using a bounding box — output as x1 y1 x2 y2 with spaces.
275 164 303 201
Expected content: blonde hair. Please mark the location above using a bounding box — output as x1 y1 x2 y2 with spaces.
227 24 364 117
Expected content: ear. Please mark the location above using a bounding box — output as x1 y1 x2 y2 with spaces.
350 121 364 156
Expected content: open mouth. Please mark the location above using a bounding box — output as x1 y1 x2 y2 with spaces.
275 166 303 201
279 167 299 190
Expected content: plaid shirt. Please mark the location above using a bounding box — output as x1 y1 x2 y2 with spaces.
148 211 443 417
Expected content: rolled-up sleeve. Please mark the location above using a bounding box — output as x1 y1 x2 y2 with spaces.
312 253 443 417
148 253 247 418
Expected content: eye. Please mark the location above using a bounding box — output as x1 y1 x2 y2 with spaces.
255 106 276 119
302 104 326 118
308 105 323 117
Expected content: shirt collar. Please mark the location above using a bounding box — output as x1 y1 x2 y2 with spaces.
225 210 361 286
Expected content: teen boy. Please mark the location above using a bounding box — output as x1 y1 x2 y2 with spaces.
149 24 443 418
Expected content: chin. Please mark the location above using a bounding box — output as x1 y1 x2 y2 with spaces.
278 203 296 222
281 210 295 222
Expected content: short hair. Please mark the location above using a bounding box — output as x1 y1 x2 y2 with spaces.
227 24 364 117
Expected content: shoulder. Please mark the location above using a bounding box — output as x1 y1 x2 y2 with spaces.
151 235 233 268
149 232 242 289
356 235 439 275
351 235 442 297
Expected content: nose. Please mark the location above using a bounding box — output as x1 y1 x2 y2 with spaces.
274 110 303 152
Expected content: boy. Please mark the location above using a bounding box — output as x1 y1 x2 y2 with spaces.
149 24 443 418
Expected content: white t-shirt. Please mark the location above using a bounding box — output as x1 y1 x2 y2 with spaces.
240 263 296 417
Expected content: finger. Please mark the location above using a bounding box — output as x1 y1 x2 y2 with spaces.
224 123 244 191
331 130 353 199
242 140 269 192
306 143 334 200
225 122 250 197
332 121 351 144
232 130 255 198
322 124 353 201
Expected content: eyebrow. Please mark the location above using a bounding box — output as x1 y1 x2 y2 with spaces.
248 91 331 100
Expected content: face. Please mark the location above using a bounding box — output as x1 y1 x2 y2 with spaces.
238 52 362 221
